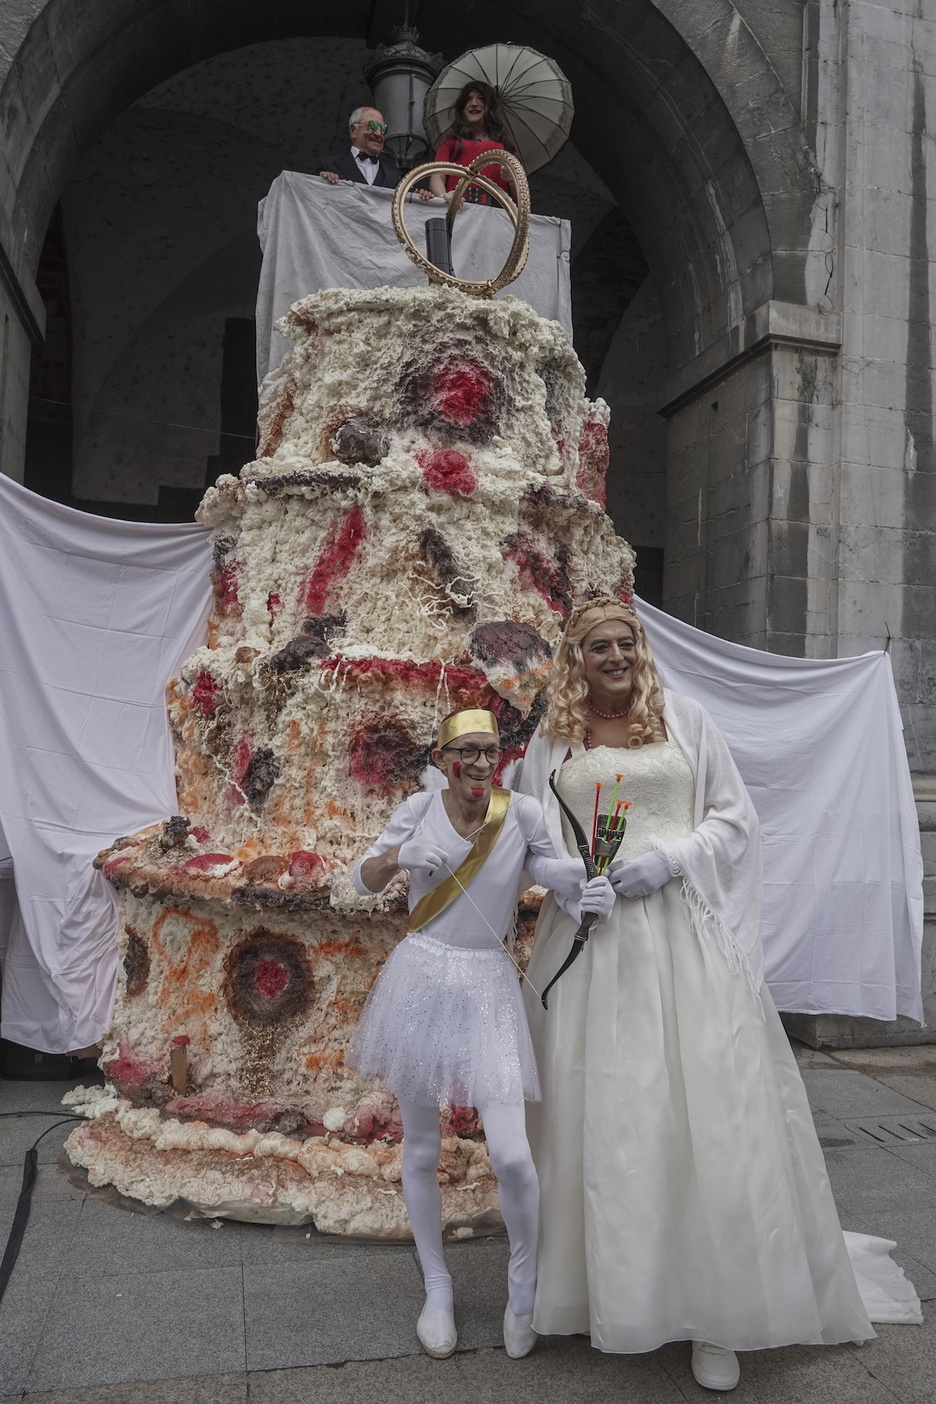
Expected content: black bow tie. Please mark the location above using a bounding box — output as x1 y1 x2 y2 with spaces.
356 151 378 164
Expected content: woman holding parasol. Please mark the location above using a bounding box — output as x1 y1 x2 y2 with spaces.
424 44 574 206
428 81 518 206
517 597 876 1391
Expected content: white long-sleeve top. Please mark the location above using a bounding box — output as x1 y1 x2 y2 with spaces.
353 789 561 950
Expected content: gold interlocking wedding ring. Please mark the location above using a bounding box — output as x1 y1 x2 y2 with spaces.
391 150 530 297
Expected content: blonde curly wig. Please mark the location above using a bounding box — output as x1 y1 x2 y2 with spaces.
542 597 665 747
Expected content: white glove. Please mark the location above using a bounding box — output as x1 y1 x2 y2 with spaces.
609 851 673 899
563 875 615 926
532 855 591 898
398 838 450 875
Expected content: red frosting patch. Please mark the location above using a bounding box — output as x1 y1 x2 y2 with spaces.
215 560 239 611
192 670 221 716
303 507 366 615
429 360 493 426
347 719 424 795
188 826 211 844
319 655 486 696
253 957 290 999
267 591 282 623
504 532 573 616
289 851 325 879
418 449 478 496
102 852 133 879
183 852 235 873
230 735 254 797
103 1034 159 1091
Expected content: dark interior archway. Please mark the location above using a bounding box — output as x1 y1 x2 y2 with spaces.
2 0 820 615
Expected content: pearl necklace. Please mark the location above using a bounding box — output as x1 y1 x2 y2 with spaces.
587 696 630 720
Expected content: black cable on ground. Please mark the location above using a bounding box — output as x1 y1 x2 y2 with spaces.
0 1114 84 1306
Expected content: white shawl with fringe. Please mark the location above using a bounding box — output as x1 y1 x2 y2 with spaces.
515 688 765 1001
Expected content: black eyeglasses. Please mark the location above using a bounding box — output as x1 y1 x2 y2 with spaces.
363 120 388 134
443 745 501 764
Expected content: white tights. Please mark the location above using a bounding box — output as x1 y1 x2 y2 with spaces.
399 1098 540 1316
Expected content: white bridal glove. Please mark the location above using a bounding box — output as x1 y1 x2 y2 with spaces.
563 875 615 925
535 855 594 898
398 838 450 875
609 851 673 899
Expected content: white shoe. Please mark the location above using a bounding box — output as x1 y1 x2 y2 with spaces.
691 1342 740 1391
503 1304 537 1359
416 1305 457 1358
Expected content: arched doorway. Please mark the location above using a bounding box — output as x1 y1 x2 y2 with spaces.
0 0 825 643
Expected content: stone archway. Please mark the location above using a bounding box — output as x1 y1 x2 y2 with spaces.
0 0 826 646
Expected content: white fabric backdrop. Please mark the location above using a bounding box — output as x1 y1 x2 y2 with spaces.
0 477 922 1050
638 598 924 1024
0 475 211 1053
256 172 573 382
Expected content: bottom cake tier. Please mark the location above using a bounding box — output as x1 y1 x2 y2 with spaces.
65 856 539 1236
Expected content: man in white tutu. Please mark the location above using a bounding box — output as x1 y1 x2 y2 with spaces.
347 707 613 1361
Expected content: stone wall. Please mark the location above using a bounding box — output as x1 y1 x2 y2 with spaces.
661 304 840 654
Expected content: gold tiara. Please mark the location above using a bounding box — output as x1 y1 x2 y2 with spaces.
566 596 639 629
437 709 500 748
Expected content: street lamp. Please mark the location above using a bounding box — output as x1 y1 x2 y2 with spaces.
364 27 443 170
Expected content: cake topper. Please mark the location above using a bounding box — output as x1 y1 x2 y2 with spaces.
391 149 530 297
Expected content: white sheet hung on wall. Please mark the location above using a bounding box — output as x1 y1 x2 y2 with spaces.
0 474 211 1053
637 598 923 1024
0 475 922 1053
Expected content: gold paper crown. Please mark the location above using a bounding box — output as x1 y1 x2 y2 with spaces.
437 709 500 749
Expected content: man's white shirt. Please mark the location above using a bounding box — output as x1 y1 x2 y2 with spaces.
351 147 378 184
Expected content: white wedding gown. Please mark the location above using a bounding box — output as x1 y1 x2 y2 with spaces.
524 740 881 1353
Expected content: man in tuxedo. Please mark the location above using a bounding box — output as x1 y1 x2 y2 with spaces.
317 107 403 189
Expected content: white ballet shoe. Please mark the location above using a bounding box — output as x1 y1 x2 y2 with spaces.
691 1341 740 1391
416 1305 457 1358
503 1304 537 1358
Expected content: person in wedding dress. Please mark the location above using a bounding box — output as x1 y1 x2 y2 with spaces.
517 597 878 1393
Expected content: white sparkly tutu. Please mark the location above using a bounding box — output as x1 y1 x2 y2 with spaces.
346 931 541 1108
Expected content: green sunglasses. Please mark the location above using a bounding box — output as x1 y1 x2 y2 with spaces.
364 120 388 134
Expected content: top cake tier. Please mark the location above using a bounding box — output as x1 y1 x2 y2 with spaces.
197 285 630 663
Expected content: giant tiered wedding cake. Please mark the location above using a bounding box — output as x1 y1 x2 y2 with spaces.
66 283 635 1235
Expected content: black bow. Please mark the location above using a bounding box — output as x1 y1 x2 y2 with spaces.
356 151 378 163
540 769 625 1009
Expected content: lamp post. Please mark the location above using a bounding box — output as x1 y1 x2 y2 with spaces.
364 27 443 170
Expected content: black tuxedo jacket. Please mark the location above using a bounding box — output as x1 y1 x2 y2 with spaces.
316 152 403 189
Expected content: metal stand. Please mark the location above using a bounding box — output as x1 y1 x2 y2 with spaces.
425 217 453 276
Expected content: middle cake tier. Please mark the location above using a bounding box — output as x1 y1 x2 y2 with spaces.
169 460 635 870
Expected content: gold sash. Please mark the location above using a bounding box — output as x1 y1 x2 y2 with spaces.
408 787 511 932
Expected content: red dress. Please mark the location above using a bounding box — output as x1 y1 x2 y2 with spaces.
434 138 512 202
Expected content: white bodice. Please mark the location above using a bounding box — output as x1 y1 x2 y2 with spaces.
557 741 694 864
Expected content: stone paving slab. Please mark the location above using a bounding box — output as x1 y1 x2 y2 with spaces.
18 1380 247 1404
0 1273 60 1398
19 1267 247 1395
11 1315 936 1404
243 1249 425 1370
2 1053 936 1398
57 1197 245 1277
798 1067 932 1121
